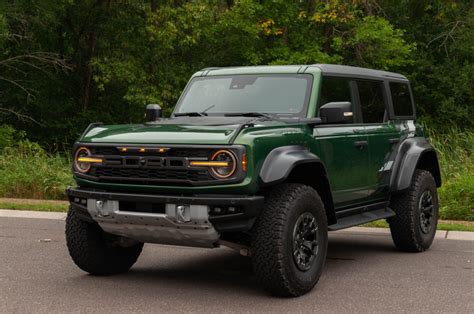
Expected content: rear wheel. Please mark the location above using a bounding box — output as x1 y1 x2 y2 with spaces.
388 170 439 252
251 183 328 297
65 207 143 275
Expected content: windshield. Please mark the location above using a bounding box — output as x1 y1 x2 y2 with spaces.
174 74 313 117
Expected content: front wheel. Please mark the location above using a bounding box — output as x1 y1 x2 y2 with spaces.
65 208 143 275
251 183 328 297
388 170 439 252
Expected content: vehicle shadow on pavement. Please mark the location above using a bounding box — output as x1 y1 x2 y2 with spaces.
68 236 399 297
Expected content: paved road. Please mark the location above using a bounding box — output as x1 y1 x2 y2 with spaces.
0 217 472 313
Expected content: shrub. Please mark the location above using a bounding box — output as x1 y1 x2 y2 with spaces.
428 128 474 221
0 140 73 200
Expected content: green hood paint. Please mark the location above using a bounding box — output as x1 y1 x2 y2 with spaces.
81 123 240 145
80 119 295 145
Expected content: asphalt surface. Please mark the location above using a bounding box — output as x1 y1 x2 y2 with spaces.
0 217 472 313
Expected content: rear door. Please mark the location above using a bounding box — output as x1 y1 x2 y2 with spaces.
314 76 369 208
356 80 400 203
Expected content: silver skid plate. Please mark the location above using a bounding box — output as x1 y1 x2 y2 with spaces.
86 199 219 248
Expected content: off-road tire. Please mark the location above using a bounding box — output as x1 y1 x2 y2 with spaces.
65 207 143 275
388 170 439 252
251 183 328 297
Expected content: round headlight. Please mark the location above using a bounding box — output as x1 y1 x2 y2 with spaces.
209 150 237 179
74 147 92 173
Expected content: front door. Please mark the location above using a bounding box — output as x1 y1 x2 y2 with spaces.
314 76 369 208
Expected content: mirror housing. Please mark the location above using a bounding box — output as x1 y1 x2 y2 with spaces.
319 101 353 124
145 104 162 122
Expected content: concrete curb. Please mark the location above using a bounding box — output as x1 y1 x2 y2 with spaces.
1 209 473 241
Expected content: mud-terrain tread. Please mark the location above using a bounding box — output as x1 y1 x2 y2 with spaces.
388 170 438 252
251 183 327 297
65 208 143 275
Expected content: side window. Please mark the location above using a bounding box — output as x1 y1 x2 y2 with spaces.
357 80 386 123
319 77 352 105
390 82 413 116
319 77 355 123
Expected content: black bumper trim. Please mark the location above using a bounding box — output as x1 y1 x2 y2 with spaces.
66 187 264 231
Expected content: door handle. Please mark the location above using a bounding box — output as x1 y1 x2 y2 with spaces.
388 138 400 144
353 140 368 148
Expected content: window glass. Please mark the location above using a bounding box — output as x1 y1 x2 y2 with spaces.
390 82 413 116
176 74 312 117
358 80 386 123
319 77 352 105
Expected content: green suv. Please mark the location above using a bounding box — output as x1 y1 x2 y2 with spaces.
66 64 441 297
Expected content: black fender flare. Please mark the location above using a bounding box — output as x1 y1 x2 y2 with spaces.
390 137 441 192
259 146 322 185
259 145 336 224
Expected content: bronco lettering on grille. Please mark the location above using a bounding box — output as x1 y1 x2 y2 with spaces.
104 156 187 168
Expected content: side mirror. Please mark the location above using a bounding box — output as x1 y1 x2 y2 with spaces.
319 101 353 124
145 104 162 122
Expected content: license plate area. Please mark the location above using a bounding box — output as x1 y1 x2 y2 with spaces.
119 201 166 214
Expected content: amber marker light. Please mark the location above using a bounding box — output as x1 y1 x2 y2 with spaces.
120 147 128 152
158 148 167 153
242 153 247 171
189 161 230 167
139 148 146 153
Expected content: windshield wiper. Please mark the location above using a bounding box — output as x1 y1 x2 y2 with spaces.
174 112 205 117
174 104 215 117
225 112 274 119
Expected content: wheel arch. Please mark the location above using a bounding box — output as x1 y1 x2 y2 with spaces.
259 146 336 225
390 137 441 192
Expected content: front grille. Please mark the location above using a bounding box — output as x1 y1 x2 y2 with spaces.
91 167 213 183
85 145 217 185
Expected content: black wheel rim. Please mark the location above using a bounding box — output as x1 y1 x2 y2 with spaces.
419 190 434 234
292 212 319 272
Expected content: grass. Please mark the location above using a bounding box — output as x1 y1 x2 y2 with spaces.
0 141 73 200
0 198 68 212
363 219 474 232
428 128 474 221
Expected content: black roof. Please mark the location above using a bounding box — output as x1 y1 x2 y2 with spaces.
199 64 408 81
312 64 407 80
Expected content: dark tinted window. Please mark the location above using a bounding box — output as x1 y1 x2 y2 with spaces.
319 77 352 105
319 77 355 122
390 82 413 116
358 80 386 123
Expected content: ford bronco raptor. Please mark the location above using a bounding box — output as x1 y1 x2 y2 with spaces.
66 64 441 297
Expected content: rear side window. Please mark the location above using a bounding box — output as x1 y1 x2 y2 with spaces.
357 80 386 123
319 77 353 105
390 82 413 116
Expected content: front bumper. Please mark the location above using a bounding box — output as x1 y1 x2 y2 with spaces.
66 187 264 248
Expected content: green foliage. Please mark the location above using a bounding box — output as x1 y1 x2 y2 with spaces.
0 125 24 149
342 16 414 70
0 199 68 212
0 13 7 47
0 0 432 145
0 140 73 199
380 0 474 131
428 128 474 221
